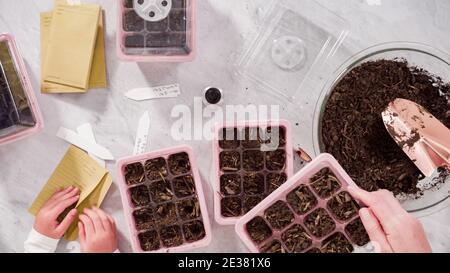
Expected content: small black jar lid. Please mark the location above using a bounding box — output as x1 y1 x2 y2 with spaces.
204 87 222 105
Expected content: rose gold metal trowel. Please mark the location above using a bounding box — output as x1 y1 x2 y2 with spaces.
382 98 450 177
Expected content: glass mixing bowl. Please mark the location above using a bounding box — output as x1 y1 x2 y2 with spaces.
312 42 450 217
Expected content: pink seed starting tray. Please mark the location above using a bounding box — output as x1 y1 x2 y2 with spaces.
0 33 43 146
235 154 371 253
117 0 197 62
116 145 211 253
213 120 294 225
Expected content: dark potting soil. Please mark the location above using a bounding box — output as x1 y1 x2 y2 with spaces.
243 173 265 195
321 232 354 253
130 185 151 207
286 185 317 215
177 198 201 221
168 152 191 175
172 175 196 198
264 201 294 230
261 240 286 253
309 168 341 198
183 220 206 242
281 224 312 253
266 173 287 193
145 157 168 181
125 162 145 185
0 67 16 130
149 180 174 203
160 225 183 248
243 195 264 213
345 218 370 246
133 207 154 231
322 59 450 195
303 208 335 238
138 230 160 251
220 174 242 196
327 191 359 221
246 216 272 244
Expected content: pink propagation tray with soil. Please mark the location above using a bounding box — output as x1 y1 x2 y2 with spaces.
0 33 43 146
235 154 372 253
116 145 211 253
213 120 294 225
117 0 197 62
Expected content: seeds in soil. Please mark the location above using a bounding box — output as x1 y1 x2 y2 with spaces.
265 149 286 171
160 225 184 248
155 203 178 226
130 185 151 207
286 185 317 215
309 168 341 198
138 230 160 251
168 152 191 175
242 127 261 148
149 180 174 203
260 240 285 253
220 174 242 196
172 175 196 198
327 191 359 221
281 224 312 253
246 216 272 244
242 150 264 171
243 173 265 195
133 207 154 231
220 151 241 172
145 157 168 181
177 198 201 221
183 220 206 242
125 162 145 185
219 128 240 149
345 218 370 246
321 232 354 253
303 208 336 238
264 201 294 230
220 196 242 217
266 173 287 193
243 195 264 213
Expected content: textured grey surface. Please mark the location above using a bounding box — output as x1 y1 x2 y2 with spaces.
0 0 448 252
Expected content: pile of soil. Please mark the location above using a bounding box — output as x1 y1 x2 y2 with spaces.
322 59 450 195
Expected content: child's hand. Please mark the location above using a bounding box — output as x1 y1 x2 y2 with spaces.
78 207 118 253
348 186 432 253
34 186 80 239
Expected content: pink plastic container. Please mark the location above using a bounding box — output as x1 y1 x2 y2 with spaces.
0 33 43 146
213 120 294 225
116 145 211 253
117 0 197 62
235 154 370 253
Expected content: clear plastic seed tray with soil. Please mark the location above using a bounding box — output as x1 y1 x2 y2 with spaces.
117 146 211 252
117 0 196 61
213 121 294 225
0 34 42 144
235 154 372 253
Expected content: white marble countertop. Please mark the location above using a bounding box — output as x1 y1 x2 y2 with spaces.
0 0 449 253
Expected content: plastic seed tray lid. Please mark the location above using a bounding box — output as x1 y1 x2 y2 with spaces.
237 0 349 101
117 0 197 62
235 154 373 253
213 120 294 225
116 145 211 253
0 33 43 145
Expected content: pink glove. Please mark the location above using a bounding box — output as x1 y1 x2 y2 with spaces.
78 207 118 253
348 186 432 253
34 186 80 239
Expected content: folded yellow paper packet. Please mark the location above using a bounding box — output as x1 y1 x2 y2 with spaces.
29 146 112 241
42 3 101 91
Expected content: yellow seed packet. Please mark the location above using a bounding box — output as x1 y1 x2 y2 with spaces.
42 3 101 90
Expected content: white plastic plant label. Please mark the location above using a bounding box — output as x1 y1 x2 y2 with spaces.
125 84 181 101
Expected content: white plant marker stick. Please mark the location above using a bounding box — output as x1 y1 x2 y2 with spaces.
133 111 150 156
125 84 181 101
57 127 114 161
77 123 106 167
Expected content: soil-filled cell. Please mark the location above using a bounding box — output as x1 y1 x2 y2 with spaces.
138 230 160 251
133 207 154 231
265 149 286 171
183 220 206 242
125 162 145 185
220 174 242 196
172 175 196 198
145 157 169 181
309 168 341 198
243 173 265 195
286 185 317 215
177 198 201 221
219 128 240 149
345 218 370 246
264 201 294 230
220 196 242 217
321 232 354 253
130 185 151 207
168 152 191 175
149 180 174 203
220 151 241 172
246 216 272 244
304 208 336 238
242 150 264 171
160 225 184 248
281 224 312 253
266 173 287 193
327 191 359 221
